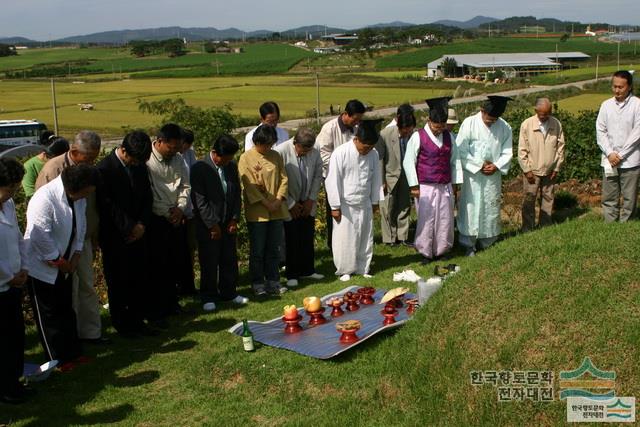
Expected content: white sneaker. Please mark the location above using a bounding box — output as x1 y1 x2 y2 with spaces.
339 274 351 282
363 274 373 279
231 295 249 304
286 279 299 287
202 302 216 312
301 273 324 280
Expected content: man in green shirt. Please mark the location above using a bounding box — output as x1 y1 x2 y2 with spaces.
22 137 69 198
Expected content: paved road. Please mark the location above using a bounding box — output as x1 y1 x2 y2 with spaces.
236 77 606 133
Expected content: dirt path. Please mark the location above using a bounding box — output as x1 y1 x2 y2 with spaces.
236 77 606 133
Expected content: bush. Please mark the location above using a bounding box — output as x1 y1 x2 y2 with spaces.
137 98 237 153
554 190 579 210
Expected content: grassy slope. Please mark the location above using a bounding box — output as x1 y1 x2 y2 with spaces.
3 214 639 426
557 93 610 113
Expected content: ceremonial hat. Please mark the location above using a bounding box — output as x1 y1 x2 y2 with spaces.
482 96 513 118
425 97 451 123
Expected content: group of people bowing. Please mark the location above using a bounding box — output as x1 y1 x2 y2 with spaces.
1 70 637 403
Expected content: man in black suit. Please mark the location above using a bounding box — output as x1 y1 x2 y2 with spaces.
190 135 248 311
96 131 156 337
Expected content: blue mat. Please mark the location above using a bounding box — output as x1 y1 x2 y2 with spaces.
229 286 416 359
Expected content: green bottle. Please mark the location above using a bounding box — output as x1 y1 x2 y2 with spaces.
242 319 255 352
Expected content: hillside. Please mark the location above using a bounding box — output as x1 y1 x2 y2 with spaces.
1 214 638 425
432 15 498 29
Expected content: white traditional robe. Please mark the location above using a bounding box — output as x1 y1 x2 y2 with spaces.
325 142 382 275
456 112 512 245
244 126 290 152
403 125 462 259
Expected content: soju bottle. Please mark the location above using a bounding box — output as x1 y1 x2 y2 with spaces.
241 319 255 352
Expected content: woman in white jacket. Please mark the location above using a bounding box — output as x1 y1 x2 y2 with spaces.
25 164 97 372
0 158 29 404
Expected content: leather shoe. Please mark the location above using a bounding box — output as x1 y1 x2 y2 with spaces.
81 336 112 345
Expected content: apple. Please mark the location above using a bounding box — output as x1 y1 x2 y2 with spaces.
283 304 298 320
303 296 322 312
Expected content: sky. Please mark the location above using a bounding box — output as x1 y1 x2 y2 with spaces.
2 0 639 40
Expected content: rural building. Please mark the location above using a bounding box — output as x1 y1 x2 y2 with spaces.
426 52 590 78
321 34 358 45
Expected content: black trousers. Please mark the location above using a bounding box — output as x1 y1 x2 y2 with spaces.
0 287 24 395
197 222 239 303
146 214 181 320
101 238 147 334
28 274 81 363
284 216 316 280
176 218 196 296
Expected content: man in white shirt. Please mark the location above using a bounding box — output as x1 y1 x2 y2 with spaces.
244 101 290 152
316 99 366 249
596 70 640 222
325 119 382 281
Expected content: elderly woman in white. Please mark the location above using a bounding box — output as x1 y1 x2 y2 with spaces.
25 164 97 372
0 158 29 404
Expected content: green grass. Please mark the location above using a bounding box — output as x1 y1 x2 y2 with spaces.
376 37 640 69
0 44 315 76
0 47 129 71
530 64 636 85
0 77 451 137
557 93 610 113
3 214 639 425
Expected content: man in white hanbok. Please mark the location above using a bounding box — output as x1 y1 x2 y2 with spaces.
456 96 513 256
325 120 383 281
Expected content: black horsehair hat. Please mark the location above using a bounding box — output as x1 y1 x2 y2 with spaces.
426 97 451 123
482 96 513 118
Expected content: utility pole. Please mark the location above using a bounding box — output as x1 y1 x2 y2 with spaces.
617 41 621 69
555 43 559 79
315 73 320 125
595 54 599 80
50 78 59 135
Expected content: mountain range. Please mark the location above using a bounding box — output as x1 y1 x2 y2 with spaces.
0 16 498 45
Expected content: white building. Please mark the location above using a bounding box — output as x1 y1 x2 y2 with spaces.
426 52 590 78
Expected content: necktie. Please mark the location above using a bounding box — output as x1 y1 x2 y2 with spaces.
400 137 407 162
218 166 227 194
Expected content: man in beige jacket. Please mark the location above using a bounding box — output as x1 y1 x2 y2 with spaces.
517 98 565 231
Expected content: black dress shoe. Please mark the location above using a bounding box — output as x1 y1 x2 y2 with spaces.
81 336 112 345
149 319 169 330
1 392 26 404
118 330 139 339
136 325 160 337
